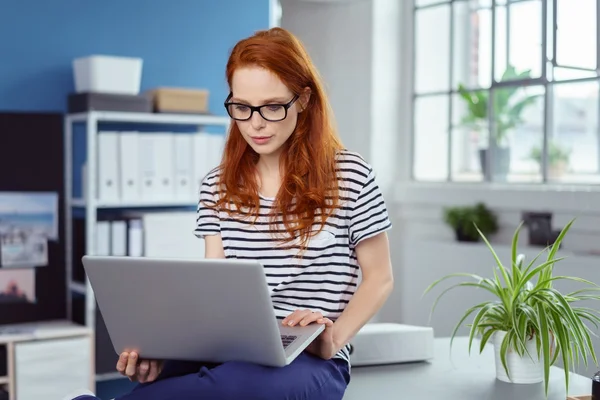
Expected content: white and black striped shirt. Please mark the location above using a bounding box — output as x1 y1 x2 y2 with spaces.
194 150 392 363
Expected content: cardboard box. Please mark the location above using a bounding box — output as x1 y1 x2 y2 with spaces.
148 87 209 114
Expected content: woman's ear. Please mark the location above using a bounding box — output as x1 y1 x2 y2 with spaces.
298 87 311 112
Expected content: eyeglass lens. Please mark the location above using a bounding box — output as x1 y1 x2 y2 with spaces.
227 104 286 121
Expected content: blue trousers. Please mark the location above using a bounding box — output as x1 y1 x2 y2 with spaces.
78 353 350 400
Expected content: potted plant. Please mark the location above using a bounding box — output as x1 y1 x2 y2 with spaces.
443 202 498 242
423 219 600 396
457 65 541 180
529 141 571 179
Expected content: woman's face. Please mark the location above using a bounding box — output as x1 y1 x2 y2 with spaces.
228 66 304 158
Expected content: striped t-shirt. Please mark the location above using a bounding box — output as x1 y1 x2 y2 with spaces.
194 149 392 363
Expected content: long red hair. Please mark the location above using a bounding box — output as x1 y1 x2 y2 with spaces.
214 27 344 248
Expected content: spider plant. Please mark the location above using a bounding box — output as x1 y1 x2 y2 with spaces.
423 219 600 396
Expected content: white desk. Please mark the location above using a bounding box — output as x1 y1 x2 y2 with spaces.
0 320 94 400
344 337 594 400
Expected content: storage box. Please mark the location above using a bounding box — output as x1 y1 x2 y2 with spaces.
68 92 152 113
147 87 209 114
73 55 143 95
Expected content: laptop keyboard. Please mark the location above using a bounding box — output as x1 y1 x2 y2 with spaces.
281 335 297 348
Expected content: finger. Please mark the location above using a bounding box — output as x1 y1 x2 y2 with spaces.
287 309 313 326
125 352 138 380
137 359 150 383
146 360 161 383
116 352 129 374
282 309 303 325
317 317 334 327
299 311 323 326
282 310 301 325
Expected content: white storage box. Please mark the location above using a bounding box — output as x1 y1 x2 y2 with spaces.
73 55 143 95
349 323 434 366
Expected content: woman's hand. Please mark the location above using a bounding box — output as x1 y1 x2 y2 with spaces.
282 309 339 360
116 351 163 383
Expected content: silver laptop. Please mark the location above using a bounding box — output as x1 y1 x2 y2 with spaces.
81 255 325 368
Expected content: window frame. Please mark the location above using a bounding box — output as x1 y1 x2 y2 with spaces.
410 0 600 185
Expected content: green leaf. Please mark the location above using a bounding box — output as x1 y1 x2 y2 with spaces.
536 303 551 396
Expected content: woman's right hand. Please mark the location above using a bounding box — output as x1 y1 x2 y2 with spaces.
116 351 163 383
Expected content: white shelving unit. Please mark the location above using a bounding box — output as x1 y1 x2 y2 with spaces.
64 110 230 380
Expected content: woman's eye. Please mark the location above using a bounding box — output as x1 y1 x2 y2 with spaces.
235 105 249 112
267 105 281 112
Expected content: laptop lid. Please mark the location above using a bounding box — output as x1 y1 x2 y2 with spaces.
82 256 288 366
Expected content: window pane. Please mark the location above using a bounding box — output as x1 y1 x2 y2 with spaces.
552 66 597 81
453 2 492 89
493 85 545 183
555 0 596 70
416 0 449 7
415 5 451 93
413 95 450 181
494 1 542 82
451 90 488 181
549 81 600 183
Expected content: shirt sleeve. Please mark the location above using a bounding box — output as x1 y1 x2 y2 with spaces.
348 167 392 246
194 174 221 238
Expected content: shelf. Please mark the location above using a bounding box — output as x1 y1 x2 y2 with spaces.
71 198 197 209
66 110 230 126
0 376 8 385
70 282 87 295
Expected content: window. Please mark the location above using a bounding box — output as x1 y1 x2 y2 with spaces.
412 0 600 184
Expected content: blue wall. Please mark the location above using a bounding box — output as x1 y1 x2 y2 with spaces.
0 0 270 113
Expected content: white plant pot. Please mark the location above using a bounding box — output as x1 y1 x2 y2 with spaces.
493 331 544 384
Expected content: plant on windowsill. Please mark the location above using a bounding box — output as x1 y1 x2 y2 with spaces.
423 219 600 397
457 65 541 180
529 141 571 180
442 202 498 243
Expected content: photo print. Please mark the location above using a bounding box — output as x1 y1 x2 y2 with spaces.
0 268 35 304
0 191 58 268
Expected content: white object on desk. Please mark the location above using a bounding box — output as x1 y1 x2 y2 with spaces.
349 323 434 367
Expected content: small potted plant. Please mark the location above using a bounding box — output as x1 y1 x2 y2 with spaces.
423 219 600 397
457 65 541 180
529 141 571 179
443 202 498 242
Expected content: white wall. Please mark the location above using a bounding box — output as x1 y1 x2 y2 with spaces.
280 0 402 193
280 0 373 157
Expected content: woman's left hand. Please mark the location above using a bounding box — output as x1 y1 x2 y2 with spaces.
282 309 338 360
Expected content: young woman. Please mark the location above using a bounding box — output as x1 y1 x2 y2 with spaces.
70 27 393 400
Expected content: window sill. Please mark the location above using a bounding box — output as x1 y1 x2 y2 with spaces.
393 181 600 213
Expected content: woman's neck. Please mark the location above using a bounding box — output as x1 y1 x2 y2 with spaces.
257 153 282 198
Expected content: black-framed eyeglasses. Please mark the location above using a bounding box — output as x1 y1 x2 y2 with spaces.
224 92 299 122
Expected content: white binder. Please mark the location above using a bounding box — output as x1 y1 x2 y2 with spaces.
138 134 158 200
95 221 110 256
118 131 140 202
152 133 176 201
127 219 143 257
174 134 195 201
97 132 120 202
193 132 211 193
110 220 127 256
207 133 225 173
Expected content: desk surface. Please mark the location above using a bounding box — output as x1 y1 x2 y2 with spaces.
344 337 594 400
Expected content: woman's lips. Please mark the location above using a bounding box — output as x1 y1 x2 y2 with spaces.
251 136 272 145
